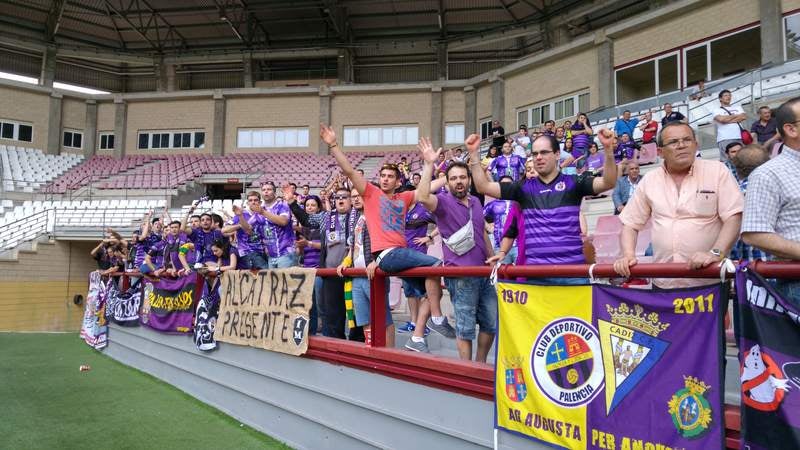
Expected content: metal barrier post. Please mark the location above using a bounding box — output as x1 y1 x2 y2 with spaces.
369 272 387 347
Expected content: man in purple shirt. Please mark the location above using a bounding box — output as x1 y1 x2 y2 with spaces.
488 142 526 182
417 141 496 362
222 191 269 270
484 175 518 264
260 181 297 268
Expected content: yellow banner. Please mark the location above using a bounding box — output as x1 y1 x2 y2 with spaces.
495 281 595 448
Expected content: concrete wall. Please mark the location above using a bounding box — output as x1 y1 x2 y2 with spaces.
504 48 599 125
225 94 319 153
125 98 215 155
0 86 49 150
613 0 760 67
443 89 465 123
96 102 116 155
0 241 96 331
330 91 432 151
785 0 800 11
61 98 86 154
476 84 492 122
105 324 544 450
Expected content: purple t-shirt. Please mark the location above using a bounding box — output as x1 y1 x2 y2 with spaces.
488 154 526 182
136 232 162 266
585 152 605 173
404 202 435 253
232 211 266 256
433 193 488 267
148 232 188 269
570 123 592 149
300 226 321 268
483 199 514 246
614 141 637 163
188 228 224 264
262 200 295 258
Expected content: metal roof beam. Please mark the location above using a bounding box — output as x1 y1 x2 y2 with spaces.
44 0 67 42
102 0 188 52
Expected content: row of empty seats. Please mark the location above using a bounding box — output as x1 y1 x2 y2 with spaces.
1 145 82 192
0 199 166 228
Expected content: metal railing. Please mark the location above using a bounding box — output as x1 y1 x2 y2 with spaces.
0 208 54 250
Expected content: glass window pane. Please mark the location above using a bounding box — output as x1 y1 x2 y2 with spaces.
711 27 760 80
194 132 204 148
286 130 298 147
238 130 251 147
564 98 574 117
18 124 32 142
251 130 263 147
786 14 800 60
63 132 71 147
298 129 309 147
517 110 527 128
554 101 564 120
108 134 115 149
541 105 550 122
138 133 148 149
358 129 369 145
579 94 590 113
172 133 181 147
391 128 403 144
406 127 418 144
182 133 191 147
615 60 656 103
265 130 276 147
480 121 491 139
343 128 356 146
657 55 678 93
531 107 540 125
685 45 708 87
383 128 394 145
368 128 380 145
275 130 286 147
73 133 82 148
1 123 13 139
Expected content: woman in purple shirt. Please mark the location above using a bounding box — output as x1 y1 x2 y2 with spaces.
570 112 594 155
297 195 323 335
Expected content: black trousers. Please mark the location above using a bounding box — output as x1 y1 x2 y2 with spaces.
320 276 364 341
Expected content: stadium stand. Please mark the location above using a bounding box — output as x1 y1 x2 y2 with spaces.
1 145 82 192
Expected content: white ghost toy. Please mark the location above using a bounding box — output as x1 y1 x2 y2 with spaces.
741 344 791 403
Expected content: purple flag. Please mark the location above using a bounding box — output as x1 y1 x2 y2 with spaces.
141 274 197 333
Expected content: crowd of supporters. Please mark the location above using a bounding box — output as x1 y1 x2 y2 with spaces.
91 95 800 362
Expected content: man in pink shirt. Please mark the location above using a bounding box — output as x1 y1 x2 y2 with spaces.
613 122 744 288
319 124 453 351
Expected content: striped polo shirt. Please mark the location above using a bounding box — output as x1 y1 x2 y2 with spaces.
500 173 595 265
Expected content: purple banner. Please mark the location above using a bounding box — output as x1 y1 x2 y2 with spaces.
587 284 725 450
736 267 800 449
141 274 197 333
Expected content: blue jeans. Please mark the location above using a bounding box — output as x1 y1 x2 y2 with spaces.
268 252 297 269
309 276 323 335
494 245 518 265
377 248 441 297
402 278 426 298
444 277 498 340
352 277 392 327
240 251 268 270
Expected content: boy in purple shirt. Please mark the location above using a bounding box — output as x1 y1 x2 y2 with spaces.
260 181 297 268
483 175 518 264
222 191 269 270
416 140 497 362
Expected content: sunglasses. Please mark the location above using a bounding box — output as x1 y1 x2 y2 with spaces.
382 163 398 169
332 195 349 200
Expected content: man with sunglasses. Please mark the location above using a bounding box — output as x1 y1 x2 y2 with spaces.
285 185 358 339
613 122 743 288
319 124 453 348
469 129 618 279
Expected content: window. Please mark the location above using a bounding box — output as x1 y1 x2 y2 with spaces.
63 130 83 149
445 123 465 144
785 12 800 60
683 26 761 86
236 128 309 148
516 91 589 129
615 54 680 104
99 132 115 150
137 130 205 150
0 120 33 143
479 119 493 139
342 125 419 146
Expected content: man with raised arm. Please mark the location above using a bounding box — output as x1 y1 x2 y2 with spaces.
471 130 618 279
319 124 454 351
417 137 497 362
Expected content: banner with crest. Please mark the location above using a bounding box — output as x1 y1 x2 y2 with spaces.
735 266 800 449
495 281 725 450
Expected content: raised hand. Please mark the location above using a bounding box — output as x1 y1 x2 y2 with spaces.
465 133 481 155
281 183 296 203
417 137 442 164
232 204 243 216
320 123 337 147
597 128 616 151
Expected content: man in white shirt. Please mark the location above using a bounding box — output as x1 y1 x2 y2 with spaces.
512 125 531 158
713 89 746 162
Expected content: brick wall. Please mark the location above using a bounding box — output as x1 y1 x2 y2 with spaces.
0 241 97 331
225 94 319 154
125 98 214 155
0 86 49 150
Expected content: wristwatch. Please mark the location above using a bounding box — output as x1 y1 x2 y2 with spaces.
709 248 721 257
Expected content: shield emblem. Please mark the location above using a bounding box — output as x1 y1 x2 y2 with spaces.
293 315 308 346
505 367 528 402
